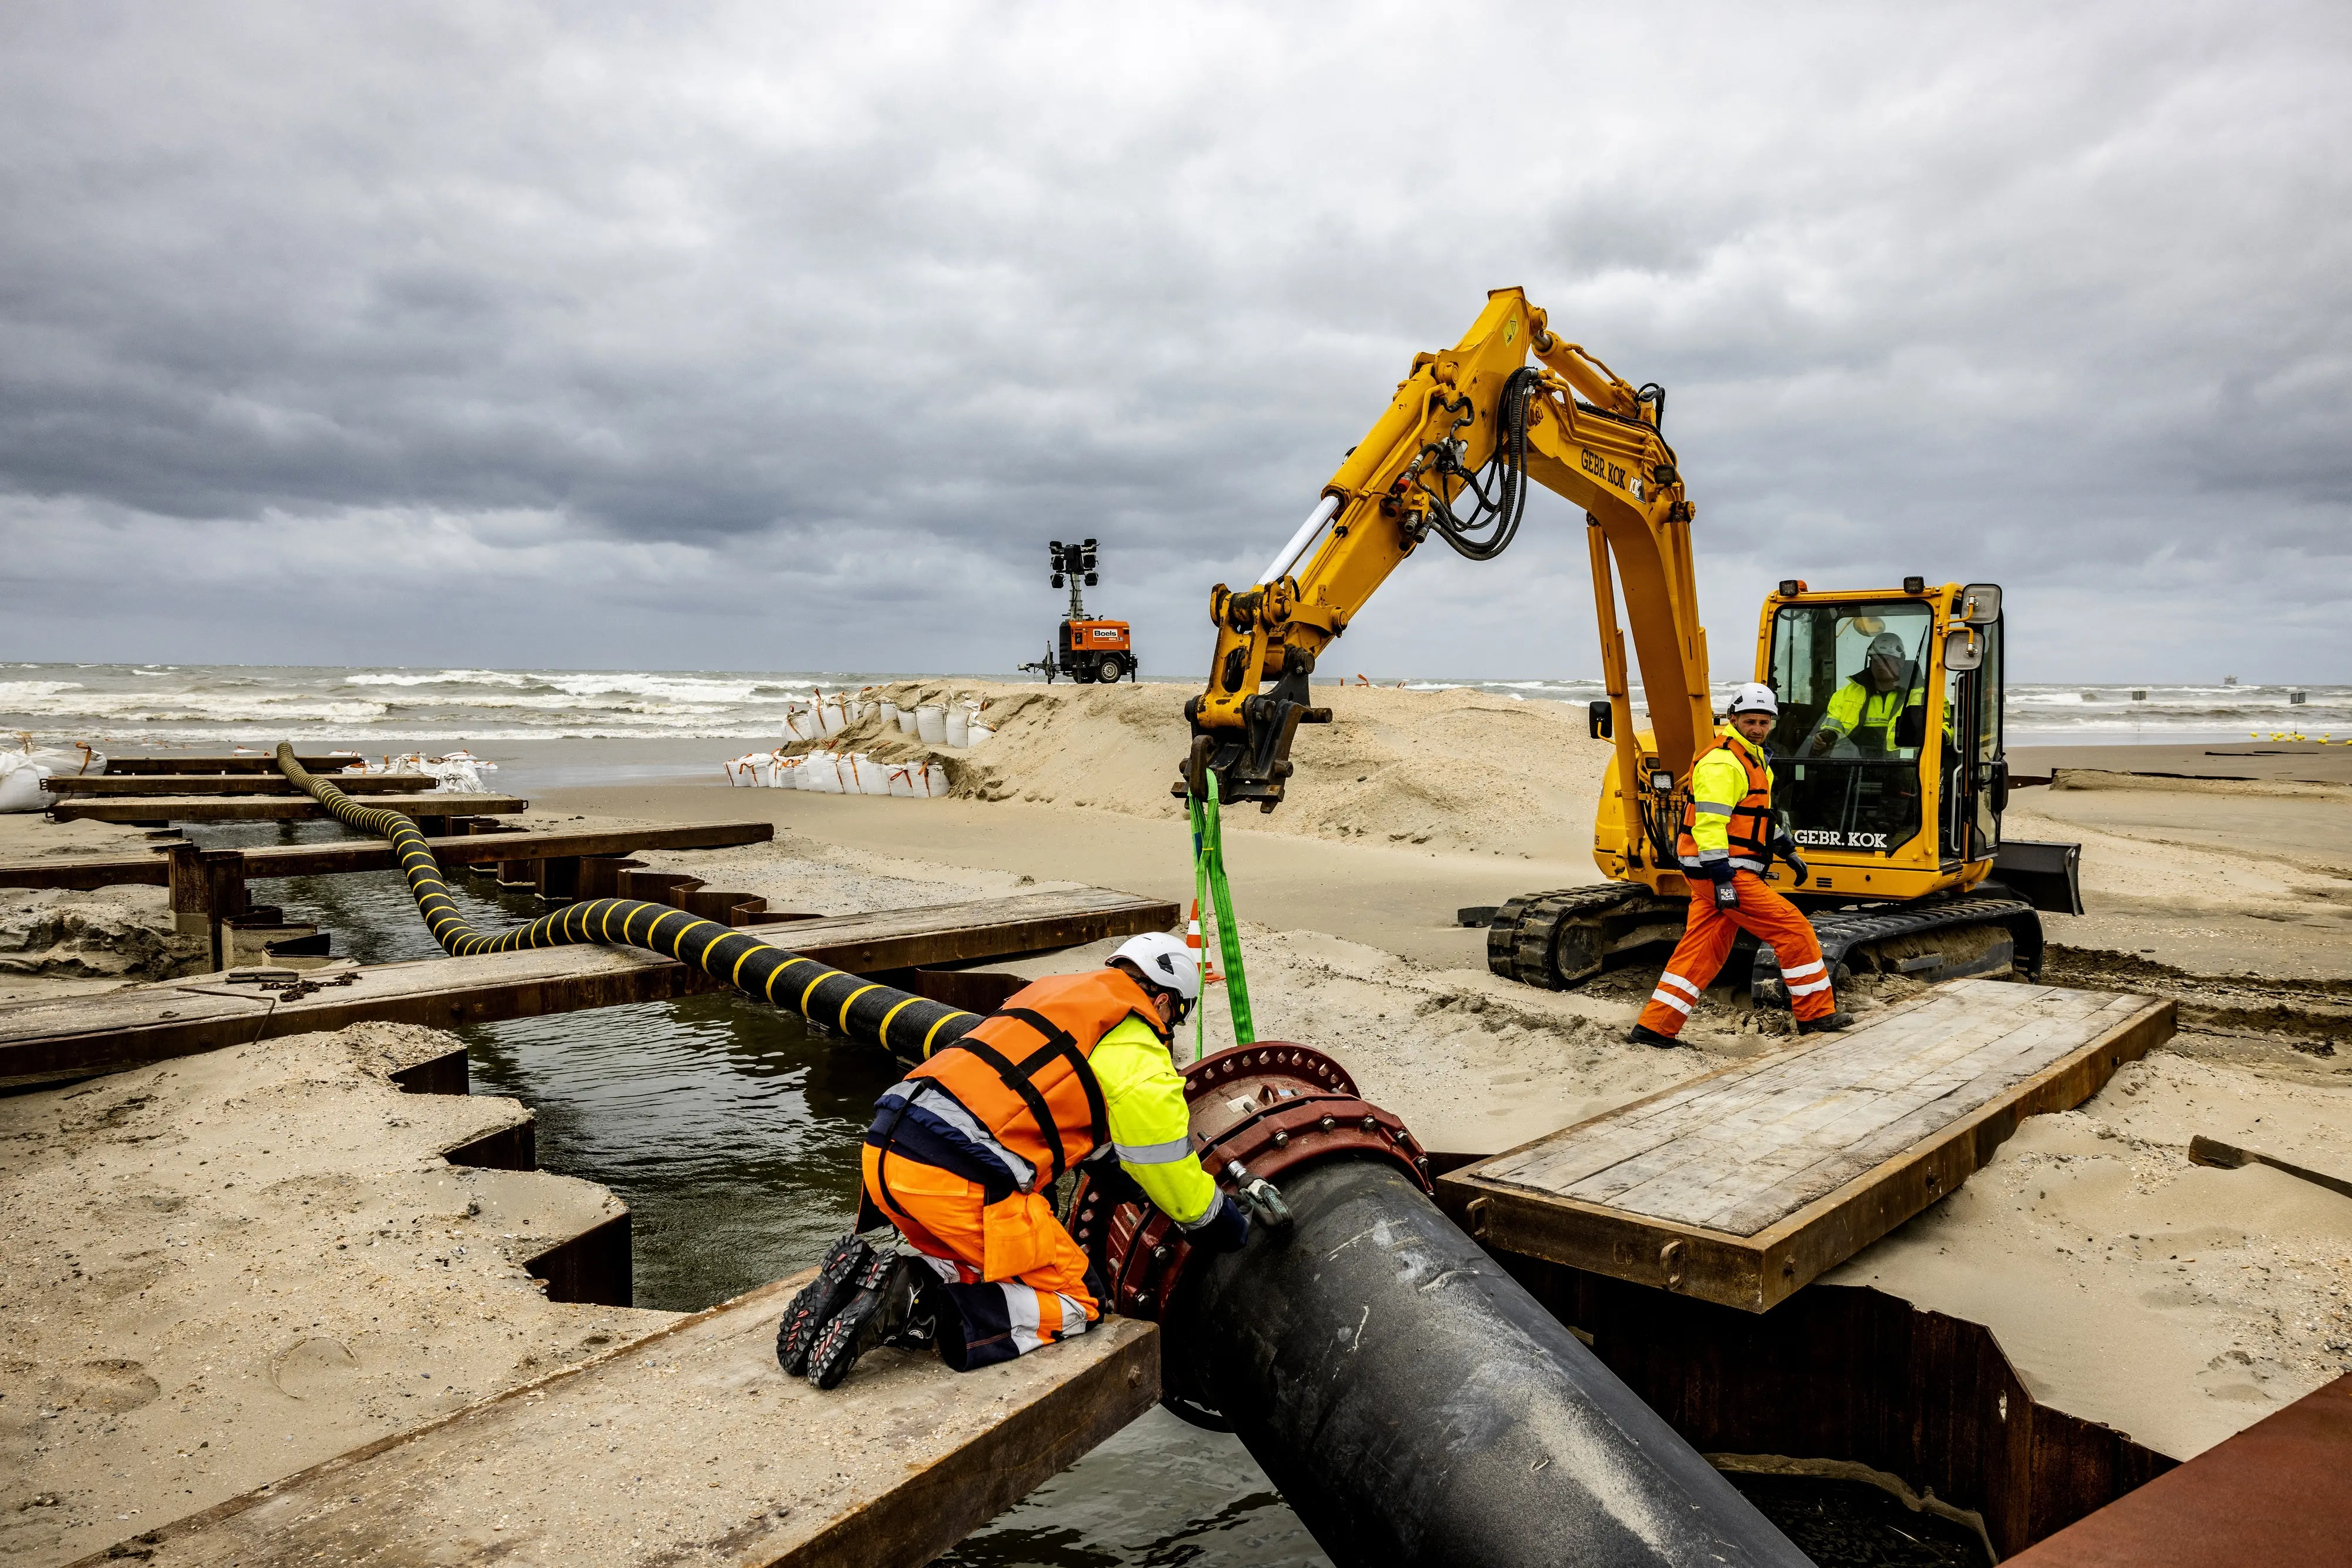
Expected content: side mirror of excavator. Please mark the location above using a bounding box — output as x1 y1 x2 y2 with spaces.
1958 583 2002 626
1944 626 1983 672
1588 700 1613 741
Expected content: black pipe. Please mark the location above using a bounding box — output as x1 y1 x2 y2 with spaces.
1166 1159 1809 1568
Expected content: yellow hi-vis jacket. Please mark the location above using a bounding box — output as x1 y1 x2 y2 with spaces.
1091 1015 1220 1226
1823 679 1925 752
1683 728 1774 872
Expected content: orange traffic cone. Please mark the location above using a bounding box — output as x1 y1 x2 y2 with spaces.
1187 900 1225 984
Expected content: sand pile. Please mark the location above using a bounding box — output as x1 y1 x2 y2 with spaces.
809 680 1615 857
1826 1047 2352 1459
0 885 207 982
0 1024 670 1567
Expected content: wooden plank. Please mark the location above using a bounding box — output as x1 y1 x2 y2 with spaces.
0 822 774 892
49 793 529 822
0 855 169 890
240 820 775 877
101 754 373 774
0 888 1179 1086
79 1272 1160 1568
43 773 441 795
1444 981 2175 1312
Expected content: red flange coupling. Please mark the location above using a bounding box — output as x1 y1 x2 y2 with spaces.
1067 1041 1432 1323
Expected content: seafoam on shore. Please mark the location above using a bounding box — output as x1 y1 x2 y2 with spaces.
5 663 2344 747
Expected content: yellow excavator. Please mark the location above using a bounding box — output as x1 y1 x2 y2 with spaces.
1177 287 2081 1004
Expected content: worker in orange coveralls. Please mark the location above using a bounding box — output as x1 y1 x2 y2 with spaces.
777 932 1251 1389
1629 683 1855 1048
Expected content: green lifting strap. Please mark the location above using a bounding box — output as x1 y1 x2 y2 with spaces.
1189 772 1254 1058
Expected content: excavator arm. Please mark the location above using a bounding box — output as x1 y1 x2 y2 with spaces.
1180 288 1716 868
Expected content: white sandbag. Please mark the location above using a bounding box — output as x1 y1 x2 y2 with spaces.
916 760 953 798
878 701 900 728
897 708 920 737
0 753 50 813
724 753 760 786
818 697 848 735
968 721 995 745
799 751 844 793
886 764 917 798
773 755 806 790
945 707 970 747
852 753 894 795
916 704 947 744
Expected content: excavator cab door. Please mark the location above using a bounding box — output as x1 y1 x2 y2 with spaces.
1940 604 2004 864
1765 598 1939 864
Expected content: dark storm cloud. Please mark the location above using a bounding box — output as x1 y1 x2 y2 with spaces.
1 1 2346 678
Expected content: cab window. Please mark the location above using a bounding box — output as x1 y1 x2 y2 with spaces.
1766 601 1937 855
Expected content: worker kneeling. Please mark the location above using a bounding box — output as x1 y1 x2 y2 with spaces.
1631 683 1855 1048
779 932 1250 1389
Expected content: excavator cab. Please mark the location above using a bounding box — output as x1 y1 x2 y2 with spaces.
1755 581 2004 901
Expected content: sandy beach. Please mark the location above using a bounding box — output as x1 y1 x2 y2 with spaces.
5 683 2350 1562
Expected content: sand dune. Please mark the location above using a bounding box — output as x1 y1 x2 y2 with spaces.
801 680 1615 859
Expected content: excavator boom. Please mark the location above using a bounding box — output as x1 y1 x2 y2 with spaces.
1181 288 1711 876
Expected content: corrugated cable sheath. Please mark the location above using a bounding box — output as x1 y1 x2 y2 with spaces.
273 743 980 1065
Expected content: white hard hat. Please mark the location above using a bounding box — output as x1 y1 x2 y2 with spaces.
1726 682 1779 717
1110 931 1201 1004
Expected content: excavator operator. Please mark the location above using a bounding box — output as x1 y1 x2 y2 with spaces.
1810 632 1926 755
1631 684 1856 1048
778 932 1252 1389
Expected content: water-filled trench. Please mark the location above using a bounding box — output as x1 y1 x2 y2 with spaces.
192 818 1989 1568
192 818 1331 1566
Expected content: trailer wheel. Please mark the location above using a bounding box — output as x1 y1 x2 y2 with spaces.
1096 655 1124 683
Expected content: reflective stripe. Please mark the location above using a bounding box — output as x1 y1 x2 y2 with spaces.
1692 801 1734 815
1658 972 1702 998
1729 857 1766 871
1648 988 1694 1015
1177 1189 1231 1231
1000 1286 1091 1352
1113 1135 1195 1166
1780 959 1826 980
879 1080 1037 1189
1696 848 1730 862
1788 977 1833 997
1004 1283 1044 1354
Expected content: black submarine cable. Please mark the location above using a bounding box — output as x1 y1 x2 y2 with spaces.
271 743 982 1065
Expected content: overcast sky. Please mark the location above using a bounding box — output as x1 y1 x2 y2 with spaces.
2 2 2346 683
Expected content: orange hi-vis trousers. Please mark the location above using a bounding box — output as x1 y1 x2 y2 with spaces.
1637 872 1835 1037
861 1144 1097 1370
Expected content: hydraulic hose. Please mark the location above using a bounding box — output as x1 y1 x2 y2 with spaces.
272 743 982 1065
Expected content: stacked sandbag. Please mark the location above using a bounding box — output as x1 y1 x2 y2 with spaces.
1 738 108 813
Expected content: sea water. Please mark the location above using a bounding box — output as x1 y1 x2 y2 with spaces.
5 661 2344 747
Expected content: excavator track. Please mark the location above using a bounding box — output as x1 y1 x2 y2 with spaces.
1488 882 2045 1001
1749 890 2044 1007
1485 883 1685 990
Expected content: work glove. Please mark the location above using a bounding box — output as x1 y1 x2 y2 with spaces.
1187 1191 1252 1254
1784 853 1809 886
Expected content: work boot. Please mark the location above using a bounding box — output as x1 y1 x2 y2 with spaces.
807 1250 931 1391
1797 1011 1856 1035
1626 1024 1684 1049
776 1232 875 1377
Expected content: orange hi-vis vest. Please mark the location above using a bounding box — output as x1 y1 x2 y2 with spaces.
902 968 1167 1191
1674 734 1776 875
